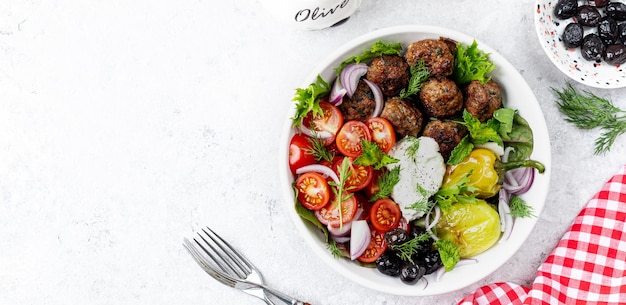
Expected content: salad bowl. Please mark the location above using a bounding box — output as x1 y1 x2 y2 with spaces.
278 25 552 296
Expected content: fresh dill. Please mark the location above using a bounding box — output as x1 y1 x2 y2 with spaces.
306 133 335 163
399 59 430 98
508 195 535 218
553 82 626 155
390 233 432 263
369 166 401 202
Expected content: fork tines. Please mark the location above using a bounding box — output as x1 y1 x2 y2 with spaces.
192 227 253 280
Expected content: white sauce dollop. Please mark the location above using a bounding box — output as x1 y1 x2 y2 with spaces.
385 136 446 221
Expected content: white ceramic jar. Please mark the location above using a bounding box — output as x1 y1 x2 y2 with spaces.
261 0 363 30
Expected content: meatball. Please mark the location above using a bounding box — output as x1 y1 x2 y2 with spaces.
380 97 424 138
464 79 503 122
422 120 468 161
418 77 464 118
338 79 376 121
366 54 410 98
404 39 455 77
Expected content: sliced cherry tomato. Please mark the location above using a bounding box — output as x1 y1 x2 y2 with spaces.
366 117 396 153
370 198 402 233
295 172 330 210
357 226 387 263
333 157 373 192
288 134 317 174
335 120 372 157
302 101 344 145
314 193 358 227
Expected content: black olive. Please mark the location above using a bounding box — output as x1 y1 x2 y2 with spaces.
618 22 626 42
598 17 619 45
420 249 443 275
606 3 626 21
375 252 403 276
604 44 626 65
554 0 578 19
409 225 426 238
384 228 410 247
408 226 434 254
562 23 585 48
576 5 603 26
580 34 606 62
400 263 426 285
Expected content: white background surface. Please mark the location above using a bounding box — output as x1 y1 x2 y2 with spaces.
1 1 625 304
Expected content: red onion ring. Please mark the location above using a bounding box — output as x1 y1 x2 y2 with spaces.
498 189 514 241
329 78 347 106
340 63 368 97
349 220 370 260
328 207 364 237
363 79 384 118
424 206 441 241
295 164 340 185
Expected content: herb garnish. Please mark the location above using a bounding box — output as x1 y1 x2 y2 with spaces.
433 171 479 211
399 59 430 98
508 195 535 218
434 239 461 271
306 133 335 163
291 75 330 127
553 82 626 155
353 139 399 170
448 110 503 164
369 166 401 202
390 233 432 263
329 157 355 230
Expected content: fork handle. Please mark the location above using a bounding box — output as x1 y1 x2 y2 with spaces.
237 281 311 305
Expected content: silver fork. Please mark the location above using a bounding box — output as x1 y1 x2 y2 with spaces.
183 226 311 305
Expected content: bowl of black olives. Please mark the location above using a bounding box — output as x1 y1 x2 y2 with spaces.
536 0 626 88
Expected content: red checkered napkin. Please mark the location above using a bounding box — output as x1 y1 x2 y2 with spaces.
458 164 626 305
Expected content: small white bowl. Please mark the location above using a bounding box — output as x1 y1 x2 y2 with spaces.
535 1 626 88
279 25 552 296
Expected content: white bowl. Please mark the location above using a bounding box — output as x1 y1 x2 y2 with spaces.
535 1 626 88
278 25 552 296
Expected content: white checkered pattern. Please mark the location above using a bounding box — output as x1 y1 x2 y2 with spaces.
458 165 626 305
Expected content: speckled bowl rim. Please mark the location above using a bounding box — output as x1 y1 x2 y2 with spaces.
534 1 626 88
278 25 552 296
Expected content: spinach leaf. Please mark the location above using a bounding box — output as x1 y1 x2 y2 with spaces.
504 113 534 161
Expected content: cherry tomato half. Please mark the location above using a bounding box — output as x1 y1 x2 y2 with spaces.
288 134 317 174
315 193 358 227
357 226 387 263
336 120 372 157
366 117 396 153
302 101 344 146
295 172 330 210
333 157 373 193
370 198 402 233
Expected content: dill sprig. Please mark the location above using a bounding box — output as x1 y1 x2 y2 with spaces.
508 195 535 218
306 133 334 163
399 59 430 98
390 233 432 263
553 83 626 155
